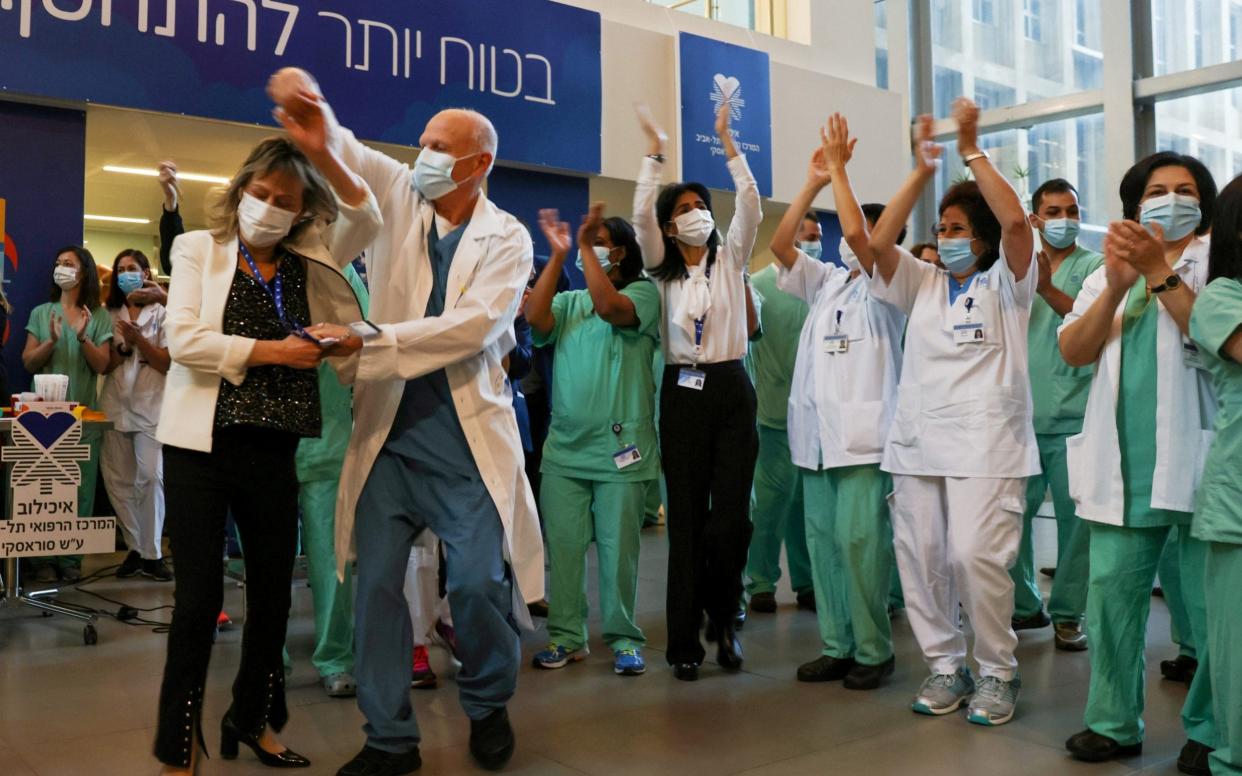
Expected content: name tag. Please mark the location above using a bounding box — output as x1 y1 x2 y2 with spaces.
823 334 849 354
613 445 642 470
678 367 706 390
1183 338 1206 370
953 322 985 345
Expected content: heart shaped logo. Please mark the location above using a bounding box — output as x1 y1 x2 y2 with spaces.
17 411 77 450
713 73 741 99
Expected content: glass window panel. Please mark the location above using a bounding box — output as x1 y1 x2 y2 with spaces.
1155 87 1242 187
1152 0 1242 75
934 66 964 117
934 114 1108 251
647 0 757 31
876 0 889 89
933 0 1103 113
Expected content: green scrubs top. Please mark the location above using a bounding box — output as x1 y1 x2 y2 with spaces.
1190 277 1242 545
296 265 370 482
25 302 113 408
1117 281 1191 527
1030 246 1103 434
744 265 809 430
535 279 662 482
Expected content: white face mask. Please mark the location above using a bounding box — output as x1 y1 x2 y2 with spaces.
413 149 480 201
672 209 716 247
838 237 861 272
53 265 79 290
238 192 298 248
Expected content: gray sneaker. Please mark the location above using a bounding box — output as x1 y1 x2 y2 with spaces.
967 675 1021 726
322 672 357 698
912 669 976 715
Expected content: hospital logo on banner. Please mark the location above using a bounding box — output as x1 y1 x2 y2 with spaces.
0 408 114 558
678 32 773 197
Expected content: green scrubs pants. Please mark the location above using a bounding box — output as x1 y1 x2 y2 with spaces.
1207 541 1242 775
1084 523 1215 747
1011 433 1089 623
542 474 647 651
1159 527 1197 659
803 465 894 665
746 424 812 597
298 479 354 677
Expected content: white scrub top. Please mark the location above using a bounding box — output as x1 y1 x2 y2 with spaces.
99 303 168 435
779 250 906 470
1059 237 1216 525
872 246 1040 478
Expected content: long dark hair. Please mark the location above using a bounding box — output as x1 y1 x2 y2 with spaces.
50 245 102 310
1119 151 1216 234
602 217 646 289
649 182 720 282
938 181 1001 273
1208 174 1242 284
106 249 153 310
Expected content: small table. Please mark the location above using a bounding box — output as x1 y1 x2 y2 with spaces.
0 416 114 645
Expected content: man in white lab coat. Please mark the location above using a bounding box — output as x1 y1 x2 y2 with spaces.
268 69 544 776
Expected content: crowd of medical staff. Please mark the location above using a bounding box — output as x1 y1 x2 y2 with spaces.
10 64 1241 776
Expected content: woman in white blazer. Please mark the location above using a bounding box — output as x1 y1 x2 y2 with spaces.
1059 151 1219 772
152 113 379 774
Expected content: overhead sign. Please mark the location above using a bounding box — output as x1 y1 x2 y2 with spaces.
0 0 602 173
677 32 772 198
1 409 114 558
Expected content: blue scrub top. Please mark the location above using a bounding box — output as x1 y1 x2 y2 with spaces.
383 219 479 475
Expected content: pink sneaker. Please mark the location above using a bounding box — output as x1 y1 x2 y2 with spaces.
411 645 437 689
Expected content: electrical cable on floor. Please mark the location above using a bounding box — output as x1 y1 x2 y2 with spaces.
48 561 176 633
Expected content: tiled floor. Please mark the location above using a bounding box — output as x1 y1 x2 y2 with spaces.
0 519 1193 775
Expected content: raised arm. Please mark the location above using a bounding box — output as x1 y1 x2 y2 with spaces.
1059 249 1133 367
870 115 940 284
952 98 1033 280
526 209 571 337
633 104 668 270
157 161 183 275
268 68 409 216
771 147 832 270
823 114 873 274
719 103 762 271
578 203 640 328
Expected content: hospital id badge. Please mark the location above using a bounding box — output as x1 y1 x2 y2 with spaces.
1183 337 1206 370
678 367 706 390
823 334 849 354
613 445 642 470
953 322 985 345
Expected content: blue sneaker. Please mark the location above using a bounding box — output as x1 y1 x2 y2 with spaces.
532 643 588 669
613 649 646 676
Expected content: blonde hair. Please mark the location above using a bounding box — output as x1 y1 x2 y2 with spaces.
208 136 339 243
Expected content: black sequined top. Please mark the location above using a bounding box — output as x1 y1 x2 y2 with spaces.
214 255 321 438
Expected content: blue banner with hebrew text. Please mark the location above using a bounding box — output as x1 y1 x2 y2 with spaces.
0 0 601 173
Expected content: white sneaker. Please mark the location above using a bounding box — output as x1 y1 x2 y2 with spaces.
967 675 1021 726
912 669 975 715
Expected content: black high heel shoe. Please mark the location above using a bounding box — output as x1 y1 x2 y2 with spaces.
220 716 311 768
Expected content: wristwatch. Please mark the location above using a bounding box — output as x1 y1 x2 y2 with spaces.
961 150 991 165
1149 274 1182 294
646 153 666 164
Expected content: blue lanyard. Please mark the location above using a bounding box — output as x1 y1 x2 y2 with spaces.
685 261 714 353
239 242 289 327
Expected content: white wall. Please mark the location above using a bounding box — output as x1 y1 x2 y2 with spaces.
554 0 902 209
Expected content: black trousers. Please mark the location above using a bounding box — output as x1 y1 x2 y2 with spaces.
660 361 759 666
154 426 300 766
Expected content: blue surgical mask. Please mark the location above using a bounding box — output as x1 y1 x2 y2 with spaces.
413 149 479 201
1140 193 1202 242
938 238 978 274
575 246 615 274
1040 218 1080 250
116 270 145 295
798 240 823 261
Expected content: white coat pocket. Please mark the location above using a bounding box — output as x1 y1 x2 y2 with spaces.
840 400 886 458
